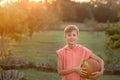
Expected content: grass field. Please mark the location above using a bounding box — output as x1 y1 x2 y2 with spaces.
11 31 120 80
12 31 106 64
20 69 120 80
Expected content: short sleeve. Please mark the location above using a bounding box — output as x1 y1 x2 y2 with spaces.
56 49 64 69
83 47 92 60
56 49 63 62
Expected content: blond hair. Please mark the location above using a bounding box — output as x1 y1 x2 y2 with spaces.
64 25 79 34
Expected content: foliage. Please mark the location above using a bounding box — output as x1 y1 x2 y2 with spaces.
0 1 61 59
93 6 118 22
105 47 120 65
0 5 29 59
105 25 120 49
101 22 120 65
52 0 119 22
0 6 28 40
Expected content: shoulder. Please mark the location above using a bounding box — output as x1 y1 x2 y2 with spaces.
56 47 65 55
77 44 92 52
76 44 83 48
76 44 86 50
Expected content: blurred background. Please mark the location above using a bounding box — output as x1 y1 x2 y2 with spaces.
0 0 120 80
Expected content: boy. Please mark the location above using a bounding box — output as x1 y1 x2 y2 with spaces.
56 25 104 80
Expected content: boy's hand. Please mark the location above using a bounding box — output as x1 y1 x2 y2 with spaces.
88 71 103 80
74 66 87 77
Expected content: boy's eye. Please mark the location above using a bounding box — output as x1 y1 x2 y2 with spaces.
68 34 71 37
73 34 76 36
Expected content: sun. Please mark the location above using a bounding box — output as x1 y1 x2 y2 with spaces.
29 0 45 2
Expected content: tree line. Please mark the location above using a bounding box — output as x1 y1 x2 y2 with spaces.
51 0 120 22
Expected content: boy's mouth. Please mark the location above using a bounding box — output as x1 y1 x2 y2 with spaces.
69 39 75 42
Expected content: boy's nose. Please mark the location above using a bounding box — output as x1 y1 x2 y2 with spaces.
70 36 74 39
71 36 75 38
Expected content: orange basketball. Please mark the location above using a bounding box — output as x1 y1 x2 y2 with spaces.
81 58 101 78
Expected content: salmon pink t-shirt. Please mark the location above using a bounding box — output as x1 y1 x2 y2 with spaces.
57 44 92 80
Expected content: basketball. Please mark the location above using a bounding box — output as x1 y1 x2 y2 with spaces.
81 58 101 78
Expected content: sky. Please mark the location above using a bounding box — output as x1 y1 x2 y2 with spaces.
0 0 91 3
0 0 91 5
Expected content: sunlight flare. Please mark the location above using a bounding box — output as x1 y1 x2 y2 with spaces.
72 0 91 3
29 0 44 2
0 0 55 5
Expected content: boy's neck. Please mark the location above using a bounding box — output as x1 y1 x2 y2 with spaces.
68 44 76 49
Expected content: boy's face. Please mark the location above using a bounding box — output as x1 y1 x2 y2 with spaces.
65 30 78 46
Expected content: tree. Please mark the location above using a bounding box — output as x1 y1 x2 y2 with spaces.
94 6 118 22
0 1 62 59
0 4 28 59
25 1 61 36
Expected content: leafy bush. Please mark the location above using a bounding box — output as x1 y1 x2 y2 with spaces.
105 25 120 49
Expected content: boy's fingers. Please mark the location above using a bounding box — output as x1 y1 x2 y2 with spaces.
81 67 87 70
92 72 97 75
81 70 87 76
80 73 86 77
82 70 87 74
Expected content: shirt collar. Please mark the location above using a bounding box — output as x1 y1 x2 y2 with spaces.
64 44 78 50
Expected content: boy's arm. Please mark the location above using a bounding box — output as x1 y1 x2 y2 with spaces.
90 53 104 74
57 58 88 76
57 58 77 76
88 53 104 80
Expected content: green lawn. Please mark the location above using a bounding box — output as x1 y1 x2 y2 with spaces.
12 31 107 64
21 69 120 80
11 31 120 80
